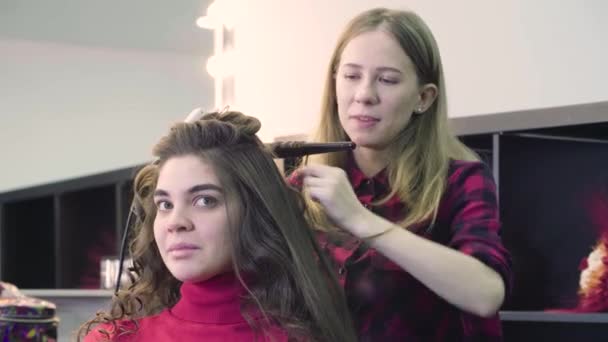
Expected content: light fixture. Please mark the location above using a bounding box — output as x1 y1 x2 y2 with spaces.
197 0 239 108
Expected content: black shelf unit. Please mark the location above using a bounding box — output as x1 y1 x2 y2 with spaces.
2 196 56 288
450 101 608 340
0 167 137 289
451 104 608 312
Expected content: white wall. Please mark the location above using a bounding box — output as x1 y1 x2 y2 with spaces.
2 0 607 192
230 0 608 141
0 39 214 192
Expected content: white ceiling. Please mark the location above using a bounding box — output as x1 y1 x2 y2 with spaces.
0 0 214 55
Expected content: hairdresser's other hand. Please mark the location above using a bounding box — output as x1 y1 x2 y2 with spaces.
299 164 370 235
184 107 204 123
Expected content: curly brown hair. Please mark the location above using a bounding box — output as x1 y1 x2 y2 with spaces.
78 111 356 341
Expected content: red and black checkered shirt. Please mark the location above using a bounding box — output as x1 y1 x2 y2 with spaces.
290 157 512 341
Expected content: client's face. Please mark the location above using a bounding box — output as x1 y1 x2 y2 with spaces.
153 154 232 283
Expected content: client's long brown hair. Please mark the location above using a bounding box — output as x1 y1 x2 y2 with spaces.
78 111 356 341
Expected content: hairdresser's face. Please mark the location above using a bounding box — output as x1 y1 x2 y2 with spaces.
153 155 232 283
335 30 424 150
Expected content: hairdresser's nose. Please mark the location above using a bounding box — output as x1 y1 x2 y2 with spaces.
166 207 194 233
354 78 379 105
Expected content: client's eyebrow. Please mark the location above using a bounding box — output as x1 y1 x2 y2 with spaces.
154 184 223 197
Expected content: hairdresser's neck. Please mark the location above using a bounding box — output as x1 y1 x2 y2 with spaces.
353 146 390 177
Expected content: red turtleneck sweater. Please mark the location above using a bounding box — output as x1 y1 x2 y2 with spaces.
83 273 287 342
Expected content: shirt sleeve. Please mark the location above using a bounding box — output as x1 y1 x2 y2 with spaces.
443 161 513 297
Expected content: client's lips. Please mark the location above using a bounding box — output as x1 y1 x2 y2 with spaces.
167 242 200 253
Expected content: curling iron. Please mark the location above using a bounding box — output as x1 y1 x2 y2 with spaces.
266 141 355 158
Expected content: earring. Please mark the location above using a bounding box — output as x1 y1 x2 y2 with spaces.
417 106 424 113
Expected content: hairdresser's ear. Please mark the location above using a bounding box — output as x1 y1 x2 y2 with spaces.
416 83 438 113
184 107 204 123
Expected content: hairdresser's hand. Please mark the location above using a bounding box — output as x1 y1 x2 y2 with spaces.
184 107 204 123
299 164 371 236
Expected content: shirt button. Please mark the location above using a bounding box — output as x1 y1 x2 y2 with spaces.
338 267 346 275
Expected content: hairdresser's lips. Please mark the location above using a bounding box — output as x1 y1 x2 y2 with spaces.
167 242 200 259
350 115 380 129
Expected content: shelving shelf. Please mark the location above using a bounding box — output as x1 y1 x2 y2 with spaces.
21 289 113 298
500 311 608 323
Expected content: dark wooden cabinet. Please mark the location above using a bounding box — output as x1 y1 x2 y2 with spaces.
2 196 56 288
452 104 608 313
0 168 137 289
451 102 608 340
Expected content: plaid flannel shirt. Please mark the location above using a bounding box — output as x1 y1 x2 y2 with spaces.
290 157 512 341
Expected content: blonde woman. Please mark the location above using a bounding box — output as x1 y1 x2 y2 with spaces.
291 8 512 341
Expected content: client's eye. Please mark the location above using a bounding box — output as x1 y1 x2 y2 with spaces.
156 200 173 211
194 196 218 208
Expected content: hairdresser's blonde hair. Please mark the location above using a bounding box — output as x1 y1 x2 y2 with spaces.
304 8 477 231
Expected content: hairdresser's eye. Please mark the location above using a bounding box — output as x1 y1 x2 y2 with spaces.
156 200 173 211
343 73 360 80
194 196 218 208
379 76 399 85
